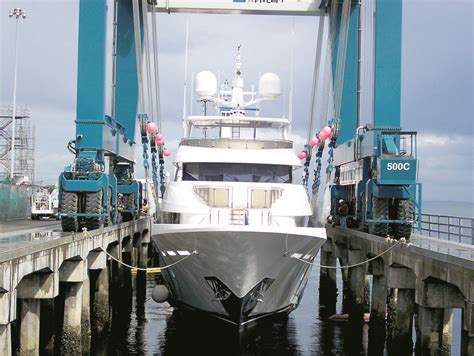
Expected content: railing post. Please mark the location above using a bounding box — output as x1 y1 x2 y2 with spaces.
471 218 474 245
437 216 440 239
447 217 451 241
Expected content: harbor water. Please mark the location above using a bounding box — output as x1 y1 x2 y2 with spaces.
97 259 462 355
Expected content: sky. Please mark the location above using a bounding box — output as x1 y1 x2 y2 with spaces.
0 0 472 204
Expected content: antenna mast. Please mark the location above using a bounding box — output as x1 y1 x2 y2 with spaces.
182 20 190 119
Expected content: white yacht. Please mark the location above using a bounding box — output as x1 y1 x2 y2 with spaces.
152 46 326 330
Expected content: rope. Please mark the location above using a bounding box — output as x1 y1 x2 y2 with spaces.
82 228 196 272
290 238 408 269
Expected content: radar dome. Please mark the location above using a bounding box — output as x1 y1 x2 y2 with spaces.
194 71 217 97
259 73 281 99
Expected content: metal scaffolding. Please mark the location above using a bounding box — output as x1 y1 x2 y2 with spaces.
0 105 35 184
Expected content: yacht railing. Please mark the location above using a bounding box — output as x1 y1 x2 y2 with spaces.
197 207 280 227
181 138 293 149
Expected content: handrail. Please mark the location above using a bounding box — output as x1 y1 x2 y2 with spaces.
413 213 473 245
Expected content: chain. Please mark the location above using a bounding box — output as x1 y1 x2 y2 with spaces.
312 141 325 191
150 138 159 196
159 153 165 196
302 144 311 187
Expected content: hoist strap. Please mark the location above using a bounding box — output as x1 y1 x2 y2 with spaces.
307 15 326 141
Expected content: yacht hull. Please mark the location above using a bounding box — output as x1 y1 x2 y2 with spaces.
151 224 326 330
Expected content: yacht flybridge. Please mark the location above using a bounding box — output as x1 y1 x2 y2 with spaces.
151 46 326 330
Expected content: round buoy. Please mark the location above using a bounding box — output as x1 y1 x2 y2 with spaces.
151 284 169 303
163 149 171 157
309 137 320 147
146 122 157 133
297 151 307 160
319 126 332 141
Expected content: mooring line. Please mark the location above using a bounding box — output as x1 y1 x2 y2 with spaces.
82 228 196 273
290 238 409 269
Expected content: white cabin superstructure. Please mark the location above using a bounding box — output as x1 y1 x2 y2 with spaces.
163 45 310 227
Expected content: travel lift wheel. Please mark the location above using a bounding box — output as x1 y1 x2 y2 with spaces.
61 191 79 232
84 190 104 231
368 196 390 237
121 193 135 222
104 188 113 227
392 199 413 240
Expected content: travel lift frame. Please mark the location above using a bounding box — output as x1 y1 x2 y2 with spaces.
58 0 420 234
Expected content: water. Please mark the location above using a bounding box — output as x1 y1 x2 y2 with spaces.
423 201 474 217
100 261 376 355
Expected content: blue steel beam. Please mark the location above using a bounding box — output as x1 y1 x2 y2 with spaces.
332 2 360 144
115 0 141 145
75 0 107 154
374 0 402 128
333 0 402 142
75 0 137 162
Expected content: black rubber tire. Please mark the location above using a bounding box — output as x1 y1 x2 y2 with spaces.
104 188 113 227
121 193 135 222
84 191 104 231
393 199 413 240
368 197 390 237
61 191 79 232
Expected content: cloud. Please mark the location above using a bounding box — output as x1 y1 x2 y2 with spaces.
417 132 473 203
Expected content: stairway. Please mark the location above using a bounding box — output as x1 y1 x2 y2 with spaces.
229 208 246 225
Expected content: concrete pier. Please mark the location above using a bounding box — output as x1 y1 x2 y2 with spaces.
92 266 110 336
318 241 337 316
0 323 11 356
324 225 474 355
39 299 55 355
346 250 366 325
19 298 41 355
137 243 149 301
388 288 415 354
60 282 83 354
418 306 444 354
368 258 387 354
81 274 91 353
0 218 150 355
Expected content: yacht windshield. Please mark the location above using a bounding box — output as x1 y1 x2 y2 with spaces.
182 163 292 183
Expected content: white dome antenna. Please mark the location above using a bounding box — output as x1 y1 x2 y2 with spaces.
259 73 281 99
194 71 217 97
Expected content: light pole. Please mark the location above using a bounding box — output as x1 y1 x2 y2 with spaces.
8 8 27 180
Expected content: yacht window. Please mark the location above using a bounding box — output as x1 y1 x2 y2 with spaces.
183 163 292 183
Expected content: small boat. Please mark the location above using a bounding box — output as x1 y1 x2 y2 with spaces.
152 46 326 331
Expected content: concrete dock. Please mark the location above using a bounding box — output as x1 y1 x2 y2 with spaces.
321 225 474 355
0 218 151 355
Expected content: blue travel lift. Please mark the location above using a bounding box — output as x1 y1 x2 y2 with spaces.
326 0 422 238
59 0 146 232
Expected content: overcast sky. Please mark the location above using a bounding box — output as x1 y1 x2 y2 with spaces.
0 0 472 204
